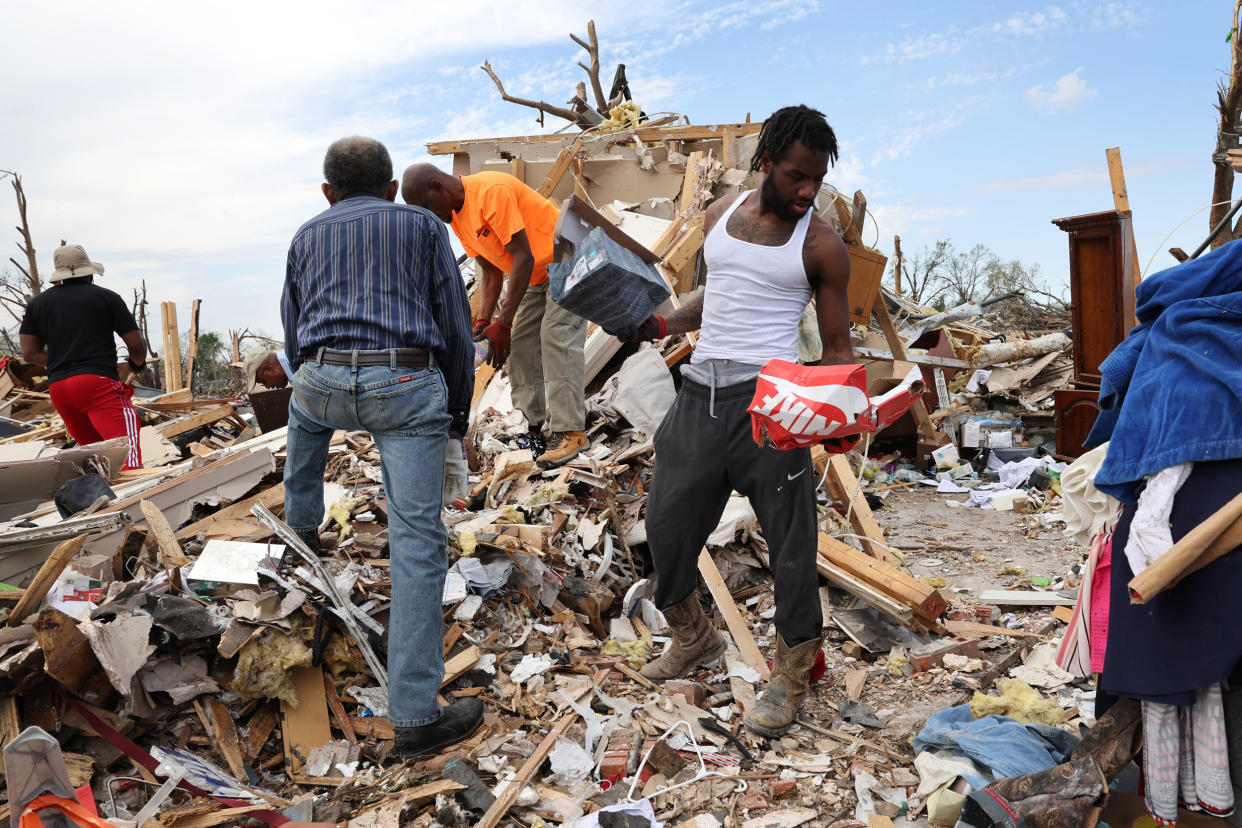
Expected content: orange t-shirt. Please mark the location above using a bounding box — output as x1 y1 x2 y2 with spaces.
450 172 558 286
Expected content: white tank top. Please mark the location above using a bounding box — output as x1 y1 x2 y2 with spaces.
692 190 814 365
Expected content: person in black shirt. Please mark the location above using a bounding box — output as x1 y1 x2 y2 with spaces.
19 243 148 469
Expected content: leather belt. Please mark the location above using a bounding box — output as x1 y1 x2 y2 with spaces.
310 347 431 368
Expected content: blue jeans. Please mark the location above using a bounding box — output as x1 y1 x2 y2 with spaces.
284 358 450 727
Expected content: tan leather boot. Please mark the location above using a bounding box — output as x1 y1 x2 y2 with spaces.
537 431 588 468
641 593 726 681
744 635 823 737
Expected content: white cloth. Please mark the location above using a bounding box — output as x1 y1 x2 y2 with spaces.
1124 462 1192 577
692 190 813 365
1060 442 1121 546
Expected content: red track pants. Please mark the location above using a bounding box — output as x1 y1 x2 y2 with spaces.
49 374 142 470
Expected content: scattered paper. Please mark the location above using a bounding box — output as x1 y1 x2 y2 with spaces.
187 540 284 585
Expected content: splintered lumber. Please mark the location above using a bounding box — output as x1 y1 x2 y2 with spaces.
816 557 913 626
174 483 285 542
1106 147 1144 289
664 215 705 294
185 298 202 390
1129 490 1242 603
140 500 190 567
425 122 762 156
818 534 946 620
161 302 183 392
872 299 936 439
944 619 1044 639
475 713 576 828
697 549 770 679
9 534 87 625
157 404 236 439
815 449 901 566
242 704 279 762
536 137 585 198
203 698 248 780
441 644 483 687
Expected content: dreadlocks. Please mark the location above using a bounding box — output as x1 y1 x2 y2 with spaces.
750 105 838 172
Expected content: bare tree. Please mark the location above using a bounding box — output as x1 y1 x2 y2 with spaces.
0 171 41 299
891 240 952 305
1212 0 1242 249
481 20 624 129
941 243 999 306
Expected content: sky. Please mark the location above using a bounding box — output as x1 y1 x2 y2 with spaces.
0 1 1232 343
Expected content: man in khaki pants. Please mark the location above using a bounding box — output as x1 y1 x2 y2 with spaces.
402 165 588 467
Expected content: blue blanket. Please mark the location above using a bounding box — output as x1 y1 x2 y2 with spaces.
914 706 1079 789
1086 240 1242 503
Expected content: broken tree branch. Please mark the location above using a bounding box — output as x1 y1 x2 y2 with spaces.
3 173 41 296
480 60 587 128
570 20 607 112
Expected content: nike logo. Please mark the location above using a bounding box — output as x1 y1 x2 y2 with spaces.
787 469 806 481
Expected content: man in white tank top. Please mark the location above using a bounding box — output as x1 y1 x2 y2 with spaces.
627 106 853 738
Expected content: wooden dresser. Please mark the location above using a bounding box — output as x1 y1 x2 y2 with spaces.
1050 210 1139 457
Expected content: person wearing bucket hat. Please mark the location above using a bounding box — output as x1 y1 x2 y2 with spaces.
243 347 292 392
18 243 147 470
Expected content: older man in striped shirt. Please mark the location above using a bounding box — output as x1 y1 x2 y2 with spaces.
281 136 479 758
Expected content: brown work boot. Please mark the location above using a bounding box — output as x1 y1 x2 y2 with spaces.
744 635 823 737
537 430 588 468
641 593 727 681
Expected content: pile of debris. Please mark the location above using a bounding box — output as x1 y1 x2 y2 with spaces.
0 117 1098 828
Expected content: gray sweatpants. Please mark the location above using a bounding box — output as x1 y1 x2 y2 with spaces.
645 376 823 646
509 283 587 433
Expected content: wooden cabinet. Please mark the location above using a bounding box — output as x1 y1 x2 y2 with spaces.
1054 389 1102 458
1051 211 1137 387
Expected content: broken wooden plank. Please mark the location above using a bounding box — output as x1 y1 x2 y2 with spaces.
323 671 357 746
174 483 285 542
425 122 762 155
242 703 279 762
697 549 770 680
157 404 236 439
816 558 914 627
8 534 87 625
873 299 936 440
203 698 248 781
441 644 483 688
184 298 202 390
475 713 576 828
162 302 183 392
977 589 1075 607
853 347 968 370
819 452 901 566
280 666 333 775
817 534 945 620
536 137 585 198
944 619 1044 639
140 500 189 567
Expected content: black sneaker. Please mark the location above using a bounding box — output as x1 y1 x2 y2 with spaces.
393 698 484 758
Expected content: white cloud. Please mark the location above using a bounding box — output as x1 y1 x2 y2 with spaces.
871 203 972 242
984 168 1107 193
1025 67 1098 112
871 107 971 165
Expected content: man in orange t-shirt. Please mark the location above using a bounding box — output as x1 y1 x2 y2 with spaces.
402 166 587 466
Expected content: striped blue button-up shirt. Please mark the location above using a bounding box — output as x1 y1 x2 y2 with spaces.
281 194 473 431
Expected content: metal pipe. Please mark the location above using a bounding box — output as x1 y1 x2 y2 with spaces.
1191 195 1242 259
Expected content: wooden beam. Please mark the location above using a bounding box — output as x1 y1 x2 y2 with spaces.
651 215 687 259
536 137 585 198
157 404 236 439
1106 146 1145 291
663 215 705 294
816 451 902 566
697 549 770 679
509 158 526 183
678 150 707 217
8 534 87 625
853 347 967 370
475 713 576 828
818 534 946 620
203 698 248 781
140 500 190 567
161 302 183 392
871 300 936 440
184 298 201 391
426 122 763 156
441 644 482 687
